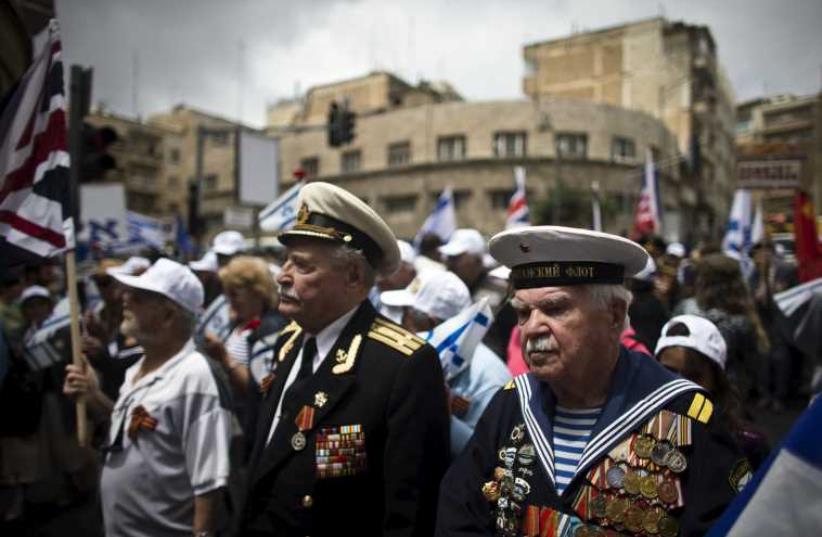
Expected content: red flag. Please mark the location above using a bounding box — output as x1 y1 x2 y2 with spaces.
0 21 69 266
631 148 661 240
793 190 822 282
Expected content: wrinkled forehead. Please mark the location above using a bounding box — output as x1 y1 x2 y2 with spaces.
511 285 585 309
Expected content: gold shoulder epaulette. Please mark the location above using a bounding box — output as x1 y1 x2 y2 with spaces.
503 380 516 390
686 392 714 424
368 318 426 356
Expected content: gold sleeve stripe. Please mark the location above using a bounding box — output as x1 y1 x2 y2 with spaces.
278 327 302 362
687 393 705 419
370 325 424 350
373 319 426 346
368 331 415 356
697 398 714 424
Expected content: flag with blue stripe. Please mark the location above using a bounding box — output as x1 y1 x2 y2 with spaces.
707 395 822 536
259 181 303 232
420 297 493 381
414 187 456 249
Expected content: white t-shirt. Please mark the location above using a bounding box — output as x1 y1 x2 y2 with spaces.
100 339 233 537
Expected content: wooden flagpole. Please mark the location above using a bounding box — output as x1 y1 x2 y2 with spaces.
64 223 89 446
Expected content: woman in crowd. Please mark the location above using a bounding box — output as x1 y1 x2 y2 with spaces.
656 314 770 470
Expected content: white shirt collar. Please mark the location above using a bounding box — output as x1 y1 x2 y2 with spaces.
306 304 360 364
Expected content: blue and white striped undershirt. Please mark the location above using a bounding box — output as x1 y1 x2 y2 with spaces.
553 405 602 495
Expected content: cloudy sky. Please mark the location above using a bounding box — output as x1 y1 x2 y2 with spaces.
56 0 822 128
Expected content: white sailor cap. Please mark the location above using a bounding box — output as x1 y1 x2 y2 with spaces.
489 225 649 289
278 182 400 276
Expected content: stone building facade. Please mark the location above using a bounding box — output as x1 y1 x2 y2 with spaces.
522 17 736 235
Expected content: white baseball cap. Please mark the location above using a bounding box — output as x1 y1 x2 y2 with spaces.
632 256 657 282
212 230 246 256
381 270 471 321
439 229 486 258
655 314 727 371
189 250 219 273
666 242 686 258
107 256 151 276
397 240 416 265
20 285 52 304
111 258 204 315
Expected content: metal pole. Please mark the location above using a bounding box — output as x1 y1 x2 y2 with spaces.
194 126 205 246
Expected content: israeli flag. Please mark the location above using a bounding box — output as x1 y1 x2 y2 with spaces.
259 181 303 232
126 211 171 250
707 395 822 536
414 187 457 249
420 298 493 381
722 189 754 257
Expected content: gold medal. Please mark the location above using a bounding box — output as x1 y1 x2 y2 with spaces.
624 505 644 533
642 508 662 534
635 435 656 459
664 449 688 473
640 475 658 499
605 496 629 523
623 470 641 495
482 480 501 502
590 495 608 519
658 515 680 537
493 466 506 481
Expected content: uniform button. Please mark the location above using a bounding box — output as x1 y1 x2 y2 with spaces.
302 495 314 508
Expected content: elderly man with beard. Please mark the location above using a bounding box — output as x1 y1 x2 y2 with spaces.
436 226 750 537
64 259 233 537
239 182 449 537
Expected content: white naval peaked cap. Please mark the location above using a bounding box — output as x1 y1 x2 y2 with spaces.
397 240 416 265
212 230 246 256
655 314 728 371
111 258 204 315
278 182 400 276
489 225 649 289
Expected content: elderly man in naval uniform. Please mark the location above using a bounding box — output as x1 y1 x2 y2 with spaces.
436 226 750 537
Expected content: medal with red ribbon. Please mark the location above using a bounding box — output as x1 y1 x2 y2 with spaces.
291 405 316 451
127 404 158 440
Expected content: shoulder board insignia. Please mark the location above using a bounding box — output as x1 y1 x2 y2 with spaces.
368 318 425 356
686 392 714 424
504 380 516 390
278 325 303 362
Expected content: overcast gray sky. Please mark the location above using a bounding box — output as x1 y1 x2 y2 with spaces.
56 0 822 128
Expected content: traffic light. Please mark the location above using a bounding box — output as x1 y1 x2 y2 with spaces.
80 123 118 181
327 101 356 147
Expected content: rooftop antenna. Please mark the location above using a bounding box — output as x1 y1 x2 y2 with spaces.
236 39 245 124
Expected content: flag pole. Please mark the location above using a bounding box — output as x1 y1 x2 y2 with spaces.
65 247 89 446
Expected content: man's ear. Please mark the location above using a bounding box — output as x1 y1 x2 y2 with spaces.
610 299 628 330
343 260 364 289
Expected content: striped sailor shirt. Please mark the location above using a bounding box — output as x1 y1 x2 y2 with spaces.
553 405 602 495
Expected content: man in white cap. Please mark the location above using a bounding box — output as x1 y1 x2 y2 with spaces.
64 259 233 537
440 228 514 359
240 182 449 537
376 240 419 322
382 270 510 456
436 226 747 537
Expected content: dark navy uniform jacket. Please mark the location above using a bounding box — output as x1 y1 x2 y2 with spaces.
436 348 748 537
240 301 450 537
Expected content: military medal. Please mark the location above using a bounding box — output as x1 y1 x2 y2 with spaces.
512 477 531 502
605 465 626 489
651 440 673 466
624 505 645 533
314 391 328 408
605 496 629 523
493 467 506 481
635 435 656 459
658 479 679 504
503 447 517 469
292 405 315 451
291 431 307 451
664 449 688 473
517 444 535 466
640 475 658 499
590 495 608 519
510 423 526 443
482 480 501 502
623 469 641 495
658 515 680 537
642 507 662 534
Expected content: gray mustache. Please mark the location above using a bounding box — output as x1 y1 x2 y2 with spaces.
525 336 555 353
279 286 300 302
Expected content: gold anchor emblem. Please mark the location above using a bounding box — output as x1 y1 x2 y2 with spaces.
296 202 310 225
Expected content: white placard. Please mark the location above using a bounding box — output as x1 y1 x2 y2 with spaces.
78 183 127 249
238 130 279 206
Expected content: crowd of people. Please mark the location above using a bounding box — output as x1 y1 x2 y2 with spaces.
0 180 814 536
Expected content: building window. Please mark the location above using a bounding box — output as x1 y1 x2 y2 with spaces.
611 136 636 162
383 194 417 213
341 150 361 173
437 135 466 161
204 173 218 191
300 156 319 178
387 141 411 168
493 131 527 158
209 131 230 146
169 148 181 164
168 175 179 189
488 189 515 210
556 132 588 159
